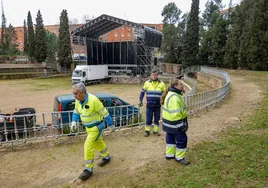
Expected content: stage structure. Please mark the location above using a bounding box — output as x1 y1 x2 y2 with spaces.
71 14 162 76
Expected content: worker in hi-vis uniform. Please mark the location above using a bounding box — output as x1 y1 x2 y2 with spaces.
139 70 166 137
71 83 115 181
161 79 190 165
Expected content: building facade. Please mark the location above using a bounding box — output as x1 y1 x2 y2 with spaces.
10 23 163 53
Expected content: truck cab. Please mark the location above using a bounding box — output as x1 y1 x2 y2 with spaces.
71 65 108 85
72 69 86 85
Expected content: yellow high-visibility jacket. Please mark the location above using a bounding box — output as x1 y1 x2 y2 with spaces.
73 93 109 127
139 79 166 107
162 88 188 134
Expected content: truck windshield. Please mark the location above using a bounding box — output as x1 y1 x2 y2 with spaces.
72 71 82 77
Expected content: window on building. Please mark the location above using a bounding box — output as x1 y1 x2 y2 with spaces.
121 34 124 38
115 33 118 37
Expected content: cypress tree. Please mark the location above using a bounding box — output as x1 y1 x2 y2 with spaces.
1 1 7 55
211 15 228 67
224 0 256 69
23 19 28 55
182 0 200 67
224 6 242 69
27 11 35 62
58 9 72 69
45 31 58 68
199 0 221 65
34 10 47 63
6 24 18 55
247 0 268 70
238 0 256 69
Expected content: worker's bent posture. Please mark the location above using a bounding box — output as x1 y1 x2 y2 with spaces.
71 83 114 181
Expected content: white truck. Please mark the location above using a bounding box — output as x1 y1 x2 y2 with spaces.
72 65 108 85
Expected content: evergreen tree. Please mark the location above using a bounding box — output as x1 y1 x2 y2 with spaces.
23 19 28 54
58 9 72 68
182 0 200 67
177 13 189 64
211 15 228 67
1 1 7 55
45 31 58 68
27 11 35 62
247 0 268 70
223 5 241 68
161 24 180 64
199 0 221 65
6 24 18 55
34 10 47 63
224 0 256 69
238 0 256 69
161 2 182 64
161 2 181 25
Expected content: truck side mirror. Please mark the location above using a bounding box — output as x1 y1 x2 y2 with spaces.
83 72 86 77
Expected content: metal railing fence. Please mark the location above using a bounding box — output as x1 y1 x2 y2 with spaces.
0 66 230 144
0 105 143 144
183 66 230 113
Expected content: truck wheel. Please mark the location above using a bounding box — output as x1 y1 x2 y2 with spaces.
18 108 36 122
13 110 31 116
13 110 33 130
84 81 88 86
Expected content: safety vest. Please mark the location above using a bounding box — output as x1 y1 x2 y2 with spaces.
140 79 166 107
162 90 188 134
74 93 109 127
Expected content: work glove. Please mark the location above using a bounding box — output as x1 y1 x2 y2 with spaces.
70 121 77 132
138 101 143 107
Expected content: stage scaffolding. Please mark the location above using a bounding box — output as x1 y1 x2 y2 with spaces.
71 14 162 77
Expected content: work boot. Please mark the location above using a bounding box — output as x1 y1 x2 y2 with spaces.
166 156 175 160
78 169 92 181
176 158 190 165
98 157 110 167
153 131 160 136
144 131 150 137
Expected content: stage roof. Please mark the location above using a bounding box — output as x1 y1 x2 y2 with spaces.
71 14 162 39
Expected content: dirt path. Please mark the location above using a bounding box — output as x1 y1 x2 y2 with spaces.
0 73 263 188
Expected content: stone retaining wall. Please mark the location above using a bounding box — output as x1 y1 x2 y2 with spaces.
196 72 223 88
108 76 176 85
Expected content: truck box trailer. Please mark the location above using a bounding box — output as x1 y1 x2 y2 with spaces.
72 65 108 85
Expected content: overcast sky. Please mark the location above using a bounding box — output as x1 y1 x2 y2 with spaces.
3 0 241 27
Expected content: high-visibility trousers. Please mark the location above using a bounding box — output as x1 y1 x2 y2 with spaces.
165 132 187 161
84 124 109 171
145 106 161 132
